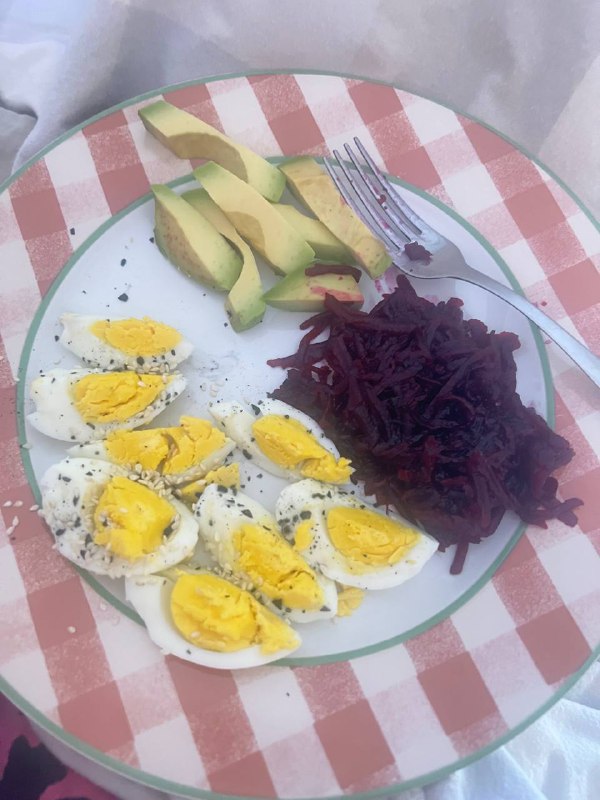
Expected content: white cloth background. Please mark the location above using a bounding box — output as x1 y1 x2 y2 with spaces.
0 1 598 798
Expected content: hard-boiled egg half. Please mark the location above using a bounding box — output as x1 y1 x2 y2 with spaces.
276 479 438 590
40 457 198 577
195 484 338 622
68 416 235 484
59 313 193 372
125 569 301 669
209 398 352 483
28 368 186 443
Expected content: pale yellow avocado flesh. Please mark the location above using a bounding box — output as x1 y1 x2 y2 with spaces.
182 188 266 331
280 158 392 278
194 162 315 275
139 101 285 202
263 266 364 312
272 203 355 264
152 185 242 292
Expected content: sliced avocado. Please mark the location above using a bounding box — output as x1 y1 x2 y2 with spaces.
272 203 355 264
263 266 364 312
152 185 242 292
182 188 266 332
280 158 392 278
139 101 285 202
194 162 315 275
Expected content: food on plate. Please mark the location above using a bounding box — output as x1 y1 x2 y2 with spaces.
271 203 354 263
336 586 365 617
68 416 235 484
209 397 352 483
125 570 301 668
152 184 242 291
139 100 285 202
279 157 392 278
277 479 437 589
270 275 582 572
176 463 240 507
263 263 364 312
182 188 266 331
193 162 315 275
40 458 198 577
58 313 193 372
28 368 186 443
195 484 338 622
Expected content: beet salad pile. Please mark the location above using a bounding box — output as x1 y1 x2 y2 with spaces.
269 276 582 573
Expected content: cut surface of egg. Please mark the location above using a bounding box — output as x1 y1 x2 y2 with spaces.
59 313 193 372
125 571 301 668
69 416 235 483
276 479 438 590
28 368 186 442
177 463 240 507
209 398 352 483
195 484 338 622
40 458 198 577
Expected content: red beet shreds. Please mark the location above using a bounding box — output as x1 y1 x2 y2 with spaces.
269 275 582 573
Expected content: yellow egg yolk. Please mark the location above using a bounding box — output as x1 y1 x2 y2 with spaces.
251 414 352 483
232 523 324 611
178 463 240 506
93 476 176 561
293 520 314 552
104 417 228 474
73 372 169 423
327 506 420 573
170 573 298 654
336 586 365 617
90 317 181 356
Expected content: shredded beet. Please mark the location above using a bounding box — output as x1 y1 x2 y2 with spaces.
269 275 582 573
404 242 432 264
305 264 363 282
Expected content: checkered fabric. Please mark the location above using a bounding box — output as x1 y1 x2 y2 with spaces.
0 73 598 798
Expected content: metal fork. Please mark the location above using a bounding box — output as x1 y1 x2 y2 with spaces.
325 138 600 388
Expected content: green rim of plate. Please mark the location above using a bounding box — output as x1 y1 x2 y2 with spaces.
2 68 596 800
16 162 549 664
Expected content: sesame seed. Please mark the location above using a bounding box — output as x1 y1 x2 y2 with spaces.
29 504 39 512
67 626 76 634
13 500 23 508
11 516 19 528
3 501 12 507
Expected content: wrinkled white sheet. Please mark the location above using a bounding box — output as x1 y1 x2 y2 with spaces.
0 2 598 798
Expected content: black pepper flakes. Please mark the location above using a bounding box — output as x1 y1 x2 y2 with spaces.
118 293 129 302
120 258 127 266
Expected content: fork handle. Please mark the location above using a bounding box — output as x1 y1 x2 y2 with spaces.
459 265 600 388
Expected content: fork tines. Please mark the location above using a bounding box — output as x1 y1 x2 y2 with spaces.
325 137 423 252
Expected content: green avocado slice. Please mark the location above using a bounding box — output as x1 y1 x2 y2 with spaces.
139 101 285 202
263 266 364 312
280 157 392 278
152 185 242 292
182 188 266 332
271 203 355 264
194 162 315 275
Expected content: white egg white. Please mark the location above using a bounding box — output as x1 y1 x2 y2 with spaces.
276 479 439 590
209 397 349 482
59 312 193 372
125 572 301 669
28 368 186 443
40 457 198 578
194 484 338 622
67 427 236 485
